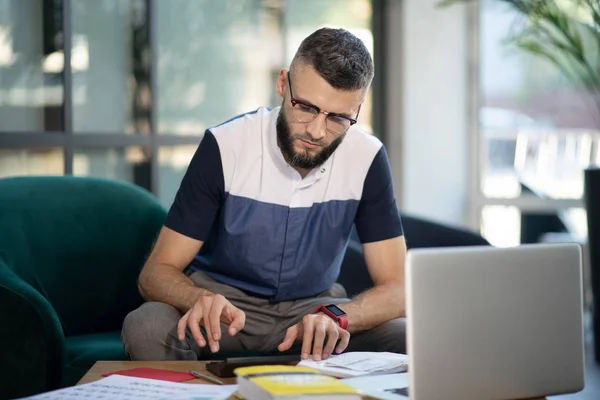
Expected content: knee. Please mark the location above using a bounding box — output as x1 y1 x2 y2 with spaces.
122 302 180 338
121 302 181 359
370 318 407 354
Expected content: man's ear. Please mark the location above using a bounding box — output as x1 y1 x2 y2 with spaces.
276 68 287 99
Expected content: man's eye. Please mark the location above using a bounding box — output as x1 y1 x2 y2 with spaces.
298 104 317 114
328 115 347 124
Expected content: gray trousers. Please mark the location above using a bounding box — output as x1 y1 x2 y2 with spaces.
122 271 406 360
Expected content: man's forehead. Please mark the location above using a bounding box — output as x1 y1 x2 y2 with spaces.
290 65 365 114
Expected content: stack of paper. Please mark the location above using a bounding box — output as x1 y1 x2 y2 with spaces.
298 352 408 378
18 375 237 400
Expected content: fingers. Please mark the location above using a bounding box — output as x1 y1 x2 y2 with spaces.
299 314 350 361
202 295 219 353
311 318 329 361
177 310 190 341
335 327 351 355
204 295 246 353
228 308 246 337
322 323 340 360
208 294 226 341
187 306 206 348
301 315 315 360
277 325 298 352
179 294 245 354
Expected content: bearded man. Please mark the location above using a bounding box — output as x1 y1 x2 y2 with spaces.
122 27 406 362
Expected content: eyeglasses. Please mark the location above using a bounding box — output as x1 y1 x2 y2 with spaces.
287 72 360 135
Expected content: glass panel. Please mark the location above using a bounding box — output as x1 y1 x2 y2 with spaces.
285 0 374 134
73 147 151 188
480 133 522 198
71 0 149 134
0 148 63 176
480 205 521 247
0 0 64 132
156 0 284 135
520 207 586 244
479 0 600 199
513 130 599 199
559 207 588 242
157 145 196 208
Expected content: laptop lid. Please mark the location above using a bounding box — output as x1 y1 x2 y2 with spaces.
406 243 585 400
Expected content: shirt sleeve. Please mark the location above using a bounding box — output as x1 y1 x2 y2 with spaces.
354 145 404 243
164 130 225 241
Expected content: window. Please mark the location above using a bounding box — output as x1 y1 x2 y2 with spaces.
0 0 64 132
0 0 377 209
0 148 63 177
156 1 283 136
476 0 599 246
71 0 148 134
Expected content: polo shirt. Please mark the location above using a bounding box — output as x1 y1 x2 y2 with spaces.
165 106 403 302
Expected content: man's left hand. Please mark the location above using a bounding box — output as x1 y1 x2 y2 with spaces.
277 312 350 361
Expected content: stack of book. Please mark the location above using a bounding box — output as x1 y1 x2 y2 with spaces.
234 365 360 400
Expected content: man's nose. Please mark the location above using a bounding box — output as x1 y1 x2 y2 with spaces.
306 113 327 141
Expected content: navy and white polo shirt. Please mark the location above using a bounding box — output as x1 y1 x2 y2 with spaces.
165 106 403 302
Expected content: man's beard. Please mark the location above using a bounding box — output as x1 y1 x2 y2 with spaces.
276 108 345 170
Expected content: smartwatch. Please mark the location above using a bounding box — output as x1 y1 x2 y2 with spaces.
315 304 348 330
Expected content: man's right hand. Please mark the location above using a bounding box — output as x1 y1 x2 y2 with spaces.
177 293 246 353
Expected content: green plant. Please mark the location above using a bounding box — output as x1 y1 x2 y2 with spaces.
439 0 600 114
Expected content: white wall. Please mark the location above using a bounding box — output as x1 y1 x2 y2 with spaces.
386 0 472 228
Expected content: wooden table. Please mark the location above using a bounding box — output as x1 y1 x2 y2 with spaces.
78 360 236 385
79 361 547 399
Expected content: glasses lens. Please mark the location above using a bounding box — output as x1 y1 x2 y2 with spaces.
326 116 351 134
292 103 318 123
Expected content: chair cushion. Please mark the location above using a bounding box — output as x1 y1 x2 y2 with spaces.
66 331 128 367
62 331 127 387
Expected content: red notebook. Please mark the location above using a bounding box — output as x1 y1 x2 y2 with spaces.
102 367 195 382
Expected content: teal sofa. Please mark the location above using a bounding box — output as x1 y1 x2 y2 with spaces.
0 176 166 399
0 176 491 399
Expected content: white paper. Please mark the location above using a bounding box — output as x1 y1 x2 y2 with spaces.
342 373 411 400
298 351 408 378
19 375 237 400
325 352 408 372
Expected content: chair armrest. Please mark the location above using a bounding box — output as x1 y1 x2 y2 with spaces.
0 260 66 398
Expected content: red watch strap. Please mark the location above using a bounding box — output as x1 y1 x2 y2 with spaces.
315 305 348 330
338 314 348 330
314 305 326 316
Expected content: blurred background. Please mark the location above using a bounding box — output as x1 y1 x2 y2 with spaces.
1 0 599 249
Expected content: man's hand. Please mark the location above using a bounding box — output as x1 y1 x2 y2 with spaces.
177 293 245 353
277 313 350 361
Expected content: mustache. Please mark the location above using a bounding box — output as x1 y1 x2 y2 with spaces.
293 134 324 147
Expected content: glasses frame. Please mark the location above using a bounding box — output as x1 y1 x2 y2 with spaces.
287 72 360 134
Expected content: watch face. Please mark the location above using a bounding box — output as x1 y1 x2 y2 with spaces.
326 304 346 316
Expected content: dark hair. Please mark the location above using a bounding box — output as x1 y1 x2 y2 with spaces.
291 27 374 91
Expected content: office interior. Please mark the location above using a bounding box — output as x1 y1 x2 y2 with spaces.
0 0 599 399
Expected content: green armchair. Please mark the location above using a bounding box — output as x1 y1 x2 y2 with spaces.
0 176 166 399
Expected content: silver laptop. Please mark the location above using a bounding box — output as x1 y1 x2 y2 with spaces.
344 243 585 400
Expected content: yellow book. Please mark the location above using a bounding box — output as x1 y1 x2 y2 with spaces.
234 365 360 400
